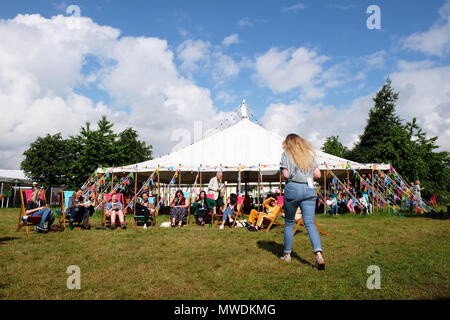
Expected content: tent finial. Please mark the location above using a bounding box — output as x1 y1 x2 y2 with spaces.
240 99 248 119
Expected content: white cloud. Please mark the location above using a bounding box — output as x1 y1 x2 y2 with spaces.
280 3 306 14
254 46 328 99
401 0 450 57
222 33 240 48
390 65 450 150
176 39 211 74
0 14 224 169
237 17 252 29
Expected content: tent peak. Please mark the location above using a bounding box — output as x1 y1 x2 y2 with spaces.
240 99 248 119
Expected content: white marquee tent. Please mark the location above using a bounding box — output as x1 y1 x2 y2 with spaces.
97 101 389 184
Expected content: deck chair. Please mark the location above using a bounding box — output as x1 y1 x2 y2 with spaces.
16 189 47 234
261 196 285 231
102 193 125 228
59 190 82 229
230 196 245 228
293 187 330 235
183 191 191 225
133 196 157 227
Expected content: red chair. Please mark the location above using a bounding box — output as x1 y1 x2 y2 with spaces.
17 189 47 234
102 193 125 228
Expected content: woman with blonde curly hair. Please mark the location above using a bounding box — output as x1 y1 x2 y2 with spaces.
279 133 325 270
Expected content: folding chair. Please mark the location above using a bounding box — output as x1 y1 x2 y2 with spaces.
59 190 83 230
183 191 191 225
261 196 285 231
230 196 245 227
293 188 330 236
133 196 158 227
102 193 125 228
16 189 46 234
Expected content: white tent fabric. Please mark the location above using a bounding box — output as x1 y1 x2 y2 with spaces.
0 169 32 184
98 101 389 183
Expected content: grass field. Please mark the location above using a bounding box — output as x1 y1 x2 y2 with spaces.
1 206 449 300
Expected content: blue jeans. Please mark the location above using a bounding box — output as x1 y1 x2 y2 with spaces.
283 182 322 254
330 204 338 214
222 206 236 221
32 208 54 229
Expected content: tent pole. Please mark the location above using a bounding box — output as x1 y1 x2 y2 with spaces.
199 164 202 191
371 165 375 213
133 172 138 228
324 170 327 215
157 165 160 207
1 182 3 208
257 164 261 211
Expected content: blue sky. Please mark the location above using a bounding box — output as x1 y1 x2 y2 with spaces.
0 0 449 168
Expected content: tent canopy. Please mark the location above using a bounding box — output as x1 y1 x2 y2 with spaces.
97 101 390 184
0 169 32 184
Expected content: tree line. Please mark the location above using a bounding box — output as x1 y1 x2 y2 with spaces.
21 116 152 191
321 79 449 203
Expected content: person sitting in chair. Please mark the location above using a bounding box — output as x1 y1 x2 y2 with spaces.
67 188 94 230
23 187 55 233
105 193 126 229
358 192 369 214
326 195 338 216
134 192 155 229
248 196 283 231
219 193 239 230
192 190 215 226
170 189 190 228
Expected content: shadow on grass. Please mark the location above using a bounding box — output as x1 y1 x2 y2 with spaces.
0 237 19 244
257 240 313 267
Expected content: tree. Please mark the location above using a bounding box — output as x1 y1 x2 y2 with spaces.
116 127 153 166
347 78 449 202
21 133 72 190
348 78 406 164
21 116 153 190
321 135 349 158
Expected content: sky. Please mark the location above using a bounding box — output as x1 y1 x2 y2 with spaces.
0 0 449 169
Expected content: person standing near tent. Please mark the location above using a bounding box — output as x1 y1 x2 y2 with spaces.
279 133 325 270
207 171 227 212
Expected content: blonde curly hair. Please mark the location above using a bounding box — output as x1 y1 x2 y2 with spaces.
282 133 315 171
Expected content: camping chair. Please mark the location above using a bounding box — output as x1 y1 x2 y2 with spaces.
16 189 46 234
261 196 285 231
133 196 158 227
102 193 126 228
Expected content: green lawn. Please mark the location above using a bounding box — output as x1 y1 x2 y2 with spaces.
0 207 449 300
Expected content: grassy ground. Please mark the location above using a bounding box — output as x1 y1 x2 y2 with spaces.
0 206 449 300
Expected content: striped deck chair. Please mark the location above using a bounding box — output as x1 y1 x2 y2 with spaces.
16 189 46 234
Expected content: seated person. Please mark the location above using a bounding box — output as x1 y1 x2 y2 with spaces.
326 195 338 215
358 192 369 214
105 194 126 229
191 190 216 226
135 192 155 229
219 193 239 230
23 187 55 233
170 189 190 228
67 188 94 230
248 196 283 231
